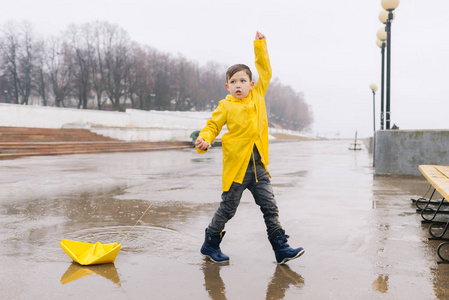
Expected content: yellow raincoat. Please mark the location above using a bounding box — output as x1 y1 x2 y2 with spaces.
197 39 272 191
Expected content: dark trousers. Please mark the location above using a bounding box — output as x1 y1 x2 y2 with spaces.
207 146 281 236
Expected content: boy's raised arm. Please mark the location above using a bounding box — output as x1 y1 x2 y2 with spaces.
253 31 271 96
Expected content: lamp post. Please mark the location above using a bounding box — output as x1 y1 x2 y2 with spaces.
376 39 386 130
376 27 387 130
370 83 378 166
381 0 400 129
378 9 394 131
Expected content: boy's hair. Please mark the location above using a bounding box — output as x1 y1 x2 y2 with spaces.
226 64 252 82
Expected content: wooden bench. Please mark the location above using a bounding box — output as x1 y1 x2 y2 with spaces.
417 165 449 263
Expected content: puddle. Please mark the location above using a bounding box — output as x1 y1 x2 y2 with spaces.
0 141 446 299
60 262 121 286
63 225 184 253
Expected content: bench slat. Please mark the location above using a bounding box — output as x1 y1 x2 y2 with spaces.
419 165 449 200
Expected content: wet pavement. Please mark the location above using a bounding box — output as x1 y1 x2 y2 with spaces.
1 140 448 299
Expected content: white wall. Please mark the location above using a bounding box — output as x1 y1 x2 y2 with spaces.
0 103 310 142
0 103 216 142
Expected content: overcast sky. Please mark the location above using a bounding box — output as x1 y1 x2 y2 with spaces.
2 0 448 138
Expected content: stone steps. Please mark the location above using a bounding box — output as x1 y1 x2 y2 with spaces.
0 127 192 160
0 127 115 142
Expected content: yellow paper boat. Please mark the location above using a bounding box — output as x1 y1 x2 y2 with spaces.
60 240 121 266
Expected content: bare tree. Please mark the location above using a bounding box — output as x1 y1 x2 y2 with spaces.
196 61 227 110
171 56 199 111
65 24 94 109
33 39 49 106
152 52 174 110
1 23 21 104
93 21 132 111
90 45 105 110
266 79 313 131
127 44 156 110
0 20 313 129
0 74 11 103
18 22 35 105
46 37 73 107
0 21 37 104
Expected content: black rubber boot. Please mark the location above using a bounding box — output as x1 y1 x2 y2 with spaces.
269 228 305 264
200 229 230 263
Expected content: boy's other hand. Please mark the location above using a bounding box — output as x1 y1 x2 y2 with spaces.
196 137 210 151
255 31 266 40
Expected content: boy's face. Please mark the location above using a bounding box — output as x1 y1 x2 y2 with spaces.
225 71 254 99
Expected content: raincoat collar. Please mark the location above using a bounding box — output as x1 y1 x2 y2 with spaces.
225 91 253 102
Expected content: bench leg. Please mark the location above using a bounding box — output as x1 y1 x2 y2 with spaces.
415 198 449 211
421 193 447 222
416 189 439 212
413 184 437 209
429 219 449 241
437 242 449 264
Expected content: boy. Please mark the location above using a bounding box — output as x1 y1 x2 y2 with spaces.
196 31 304 264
